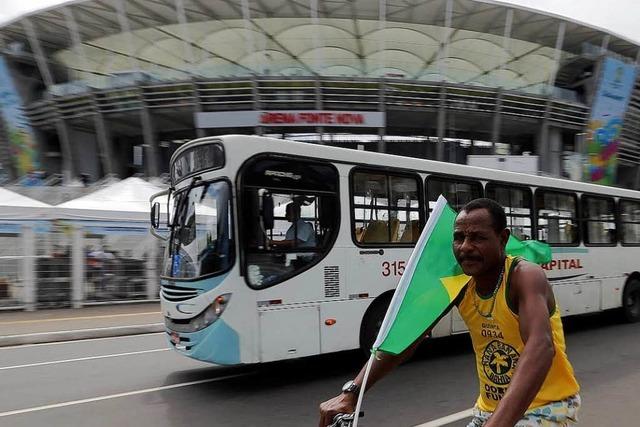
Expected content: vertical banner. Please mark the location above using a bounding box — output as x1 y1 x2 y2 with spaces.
0 55 40 178
586 57 637 185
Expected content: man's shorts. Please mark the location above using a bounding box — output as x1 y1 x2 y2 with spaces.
466 394 581 426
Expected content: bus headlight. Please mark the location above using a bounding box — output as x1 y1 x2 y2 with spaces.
193 293 231 331
167 293 231 333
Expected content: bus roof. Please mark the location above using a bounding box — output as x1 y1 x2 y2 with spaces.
179 135 640 200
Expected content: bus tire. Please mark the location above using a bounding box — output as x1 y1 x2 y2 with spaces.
622 279 640 323
359 294 392 355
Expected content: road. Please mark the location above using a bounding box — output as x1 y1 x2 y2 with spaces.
0 311 638 426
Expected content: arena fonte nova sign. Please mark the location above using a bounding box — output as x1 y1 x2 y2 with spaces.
195 110 385 128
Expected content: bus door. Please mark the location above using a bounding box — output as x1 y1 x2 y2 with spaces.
239 155 340 361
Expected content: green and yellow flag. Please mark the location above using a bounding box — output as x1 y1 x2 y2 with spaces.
372 195 552 355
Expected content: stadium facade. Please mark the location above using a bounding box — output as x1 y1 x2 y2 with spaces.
0 0 639 188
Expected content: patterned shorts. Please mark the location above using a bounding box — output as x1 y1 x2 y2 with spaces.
466 394 581 427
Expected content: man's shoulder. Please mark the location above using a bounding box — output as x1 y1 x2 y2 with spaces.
298 220 314 232
510 258 549 293
512 258 545 278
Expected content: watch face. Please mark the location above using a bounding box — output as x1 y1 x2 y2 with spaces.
342 380 357 393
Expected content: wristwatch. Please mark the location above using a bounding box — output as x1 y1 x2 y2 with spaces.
342 380 361 395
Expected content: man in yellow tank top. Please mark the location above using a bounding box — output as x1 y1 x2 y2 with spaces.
319 198 580 427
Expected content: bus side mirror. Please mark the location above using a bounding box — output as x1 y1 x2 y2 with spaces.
151 202 161 229
262 193 274 230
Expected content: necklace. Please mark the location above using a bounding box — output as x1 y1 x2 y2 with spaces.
472 263 505 320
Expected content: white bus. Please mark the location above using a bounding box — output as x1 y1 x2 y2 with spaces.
150 135 640 365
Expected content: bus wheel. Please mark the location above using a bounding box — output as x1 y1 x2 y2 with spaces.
623 279 640 323
359 295 391 356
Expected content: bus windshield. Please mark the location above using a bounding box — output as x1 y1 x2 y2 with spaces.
164 180 234 279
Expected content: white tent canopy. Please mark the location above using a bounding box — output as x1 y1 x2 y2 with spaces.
0 187 52 220
57 177 166 221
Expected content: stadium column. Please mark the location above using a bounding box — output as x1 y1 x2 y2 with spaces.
54 120 75 181
315 76 324 144
437 83 446 161
548 127 562 176
377 0 387 153
537 101 551 174
0 110 16 181
537 103 562 177
492 7 512 155
141 96 160 177
252 76 263 136
311 0 324 144
22 18 75 183
92 96 115 176
491 88 503 155
378 78 386 153
65 7 114 177
193 80 206 139
538 21 566 177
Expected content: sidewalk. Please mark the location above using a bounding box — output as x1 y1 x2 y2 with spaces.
0 303 164 347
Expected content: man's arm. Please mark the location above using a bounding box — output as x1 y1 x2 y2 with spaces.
485 262 555 427
268 239 296 249
318 336 423 427
270 223 313 249
318 291 466 427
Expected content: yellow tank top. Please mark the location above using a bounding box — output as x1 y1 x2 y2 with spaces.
458 256 580 412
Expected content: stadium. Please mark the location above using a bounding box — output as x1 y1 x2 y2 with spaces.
1 0 640 188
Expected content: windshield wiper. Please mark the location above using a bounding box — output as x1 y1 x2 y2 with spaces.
169 176 202 257
171 176 202 228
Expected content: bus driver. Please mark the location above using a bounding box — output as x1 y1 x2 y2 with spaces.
270 201 316 249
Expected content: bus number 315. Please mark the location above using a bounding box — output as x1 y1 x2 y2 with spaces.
382 261 406 277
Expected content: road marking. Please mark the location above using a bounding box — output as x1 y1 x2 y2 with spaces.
0 332 165 350
413 408 474 427
0 312 161 325
0 374 247 418
0 348 169 371
1 323 163 339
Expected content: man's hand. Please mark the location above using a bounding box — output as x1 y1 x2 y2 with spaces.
319 392 357 427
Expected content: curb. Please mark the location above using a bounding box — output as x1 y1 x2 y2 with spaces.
0 323 165 347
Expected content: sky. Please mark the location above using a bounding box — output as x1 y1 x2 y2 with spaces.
0 0 639 44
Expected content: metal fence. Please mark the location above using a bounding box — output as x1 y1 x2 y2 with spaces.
0 233 24 309
84 232 157 303
35 227 72 308
0 224 162 310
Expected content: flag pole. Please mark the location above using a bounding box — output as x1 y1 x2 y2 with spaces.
352 352 374 427
353 195 448 426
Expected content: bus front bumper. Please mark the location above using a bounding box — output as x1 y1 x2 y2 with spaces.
166 318 240 365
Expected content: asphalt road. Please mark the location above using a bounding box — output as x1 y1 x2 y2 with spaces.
0 311 639 427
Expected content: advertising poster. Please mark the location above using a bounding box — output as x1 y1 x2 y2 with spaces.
0 55 40 177
586 57 637 185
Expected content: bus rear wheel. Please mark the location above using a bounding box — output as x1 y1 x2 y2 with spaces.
622 279 640 323
359 295 391 356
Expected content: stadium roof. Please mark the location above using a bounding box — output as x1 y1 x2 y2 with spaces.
1 0 638 93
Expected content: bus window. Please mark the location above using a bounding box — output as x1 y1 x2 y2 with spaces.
620 200 640 245
582 196 616 245
240 157 339 288
485 183 533 240
426 176 482 213
535 190 579 245
352 170 422 244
